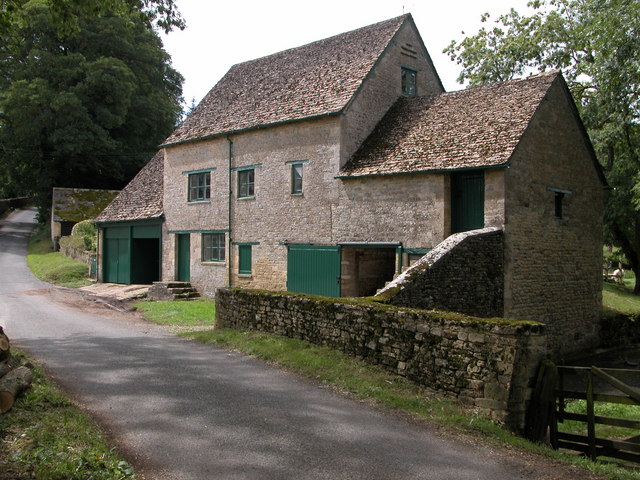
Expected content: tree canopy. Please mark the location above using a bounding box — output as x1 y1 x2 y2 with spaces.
0 0 184 218
445 0 640 291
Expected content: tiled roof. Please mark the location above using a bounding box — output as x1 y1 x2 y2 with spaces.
95 151 163 223
340 71 560 177
162 15 410 146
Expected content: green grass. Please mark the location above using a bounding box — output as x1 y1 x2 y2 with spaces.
133 299 215 326
0 352 137 479
603 275 640 313
27 227 92 288
559 400 640 440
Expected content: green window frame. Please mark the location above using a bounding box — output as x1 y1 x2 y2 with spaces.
238 245 252 274
291 163 303 194
238 169 255 198
202 233 225 262
401 67 417 97
188 172 211 202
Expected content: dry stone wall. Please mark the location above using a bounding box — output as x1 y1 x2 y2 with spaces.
216 288 547 430
378 228 504 318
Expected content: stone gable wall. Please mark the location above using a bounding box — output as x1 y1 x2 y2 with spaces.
503 78 604 356
378 228 504 318
340 20 443 168
216 288 547 430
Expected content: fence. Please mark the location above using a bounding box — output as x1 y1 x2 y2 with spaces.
528 362 640 463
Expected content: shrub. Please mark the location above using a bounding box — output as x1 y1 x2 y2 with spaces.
71 219 97 252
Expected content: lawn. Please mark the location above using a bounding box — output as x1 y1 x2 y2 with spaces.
133 299 215 326
26 226 92 288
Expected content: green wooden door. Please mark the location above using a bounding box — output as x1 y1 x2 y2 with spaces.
176 234 190 282
451 171 485 233
287 245 340 297
104 238 130 284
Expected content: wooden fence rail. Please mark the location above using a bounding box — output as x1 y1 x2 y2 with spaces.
527 362 640 464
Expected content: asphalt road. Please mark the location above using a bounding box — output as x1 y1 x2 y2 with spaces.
0 209 597 480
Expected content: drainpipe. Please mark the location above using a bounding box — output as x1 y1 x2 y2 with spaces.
227 135 233 287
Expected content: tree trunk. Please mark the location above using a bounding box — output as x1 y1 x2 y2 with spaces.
0 366 33 413
611 221 640 295
0 328 9 361
0 355 21 379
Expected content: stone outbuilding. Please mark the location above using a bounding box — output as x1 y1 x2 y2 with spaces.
51 187 119 249
96 14 606 356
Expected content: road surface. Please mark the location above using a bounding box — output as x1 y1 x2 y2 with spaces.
0 208 601 480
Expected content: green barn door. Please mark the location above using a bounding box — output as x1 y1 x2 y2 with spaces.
451 171 485 233
176 234 190 282
287 245 340 297
104 238 130 284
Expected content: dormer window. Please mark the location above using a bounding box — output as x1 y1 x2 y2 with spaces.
401 67 417 97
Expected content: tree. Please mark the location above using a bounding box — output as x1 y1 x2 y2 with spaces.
0 0 184 219
445 0 640 292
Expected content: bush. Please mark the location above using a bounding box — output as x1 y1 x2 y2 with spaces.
71 219 97 252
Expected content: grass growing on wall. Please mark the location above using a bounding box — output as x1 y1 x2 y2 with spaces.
27 227 91 288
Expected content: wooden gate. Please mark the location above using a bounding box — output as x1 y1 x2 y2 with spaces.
528 361 640 464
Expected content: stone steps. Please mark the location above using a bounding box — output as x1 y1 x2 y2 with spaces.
148 282 200 301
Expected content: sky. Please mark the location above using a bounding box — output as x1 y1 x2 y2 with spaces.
160 0 534 106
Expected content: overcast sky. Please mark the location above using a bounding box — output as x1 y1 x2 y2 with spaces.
160 0 534 105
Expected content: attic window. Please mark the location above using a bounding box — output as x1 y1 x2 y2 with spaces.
547 187 572 219
401 67 417 97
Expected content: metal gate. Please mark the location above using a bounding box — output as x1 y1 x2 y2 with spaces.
287 244 340 297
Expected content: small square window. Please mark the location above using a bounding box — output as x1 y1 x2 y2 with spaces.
291 164 303 194
238 245 252 274
202 233 225 262
188 172 210 202
238 169 255 198
401 68 417 97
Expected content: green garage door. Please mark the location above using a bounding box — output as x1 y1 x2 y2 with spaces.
104 227 131 284
287 244 341 297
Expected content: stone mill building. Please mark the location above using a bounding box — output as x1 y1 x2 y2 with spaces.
96 14 606 356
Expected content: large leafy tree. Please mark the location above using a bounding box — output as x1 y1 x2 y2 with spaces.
0 0 184 218
445 0 640 292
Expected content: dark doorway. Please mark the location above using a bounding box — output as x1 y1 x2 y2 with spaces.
341 247 397 297
132 238 160 284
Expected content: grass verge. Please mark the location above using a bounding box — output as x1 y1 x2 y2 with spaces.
136 300 638 480
133 299 215 326
27 226 91 288
0 352 137 480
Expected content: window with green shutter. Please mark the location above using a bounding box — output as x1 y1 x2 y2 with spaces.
238 245 252 274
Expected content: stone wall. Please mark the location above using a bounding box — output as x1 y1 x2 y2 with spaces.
216 288 547 430
503 77 604 356
378 228 504 318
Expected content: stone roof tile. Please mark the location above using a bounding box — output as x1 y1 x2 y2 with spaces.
162 15 409 146
340 71 560 177
95 151 163 223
